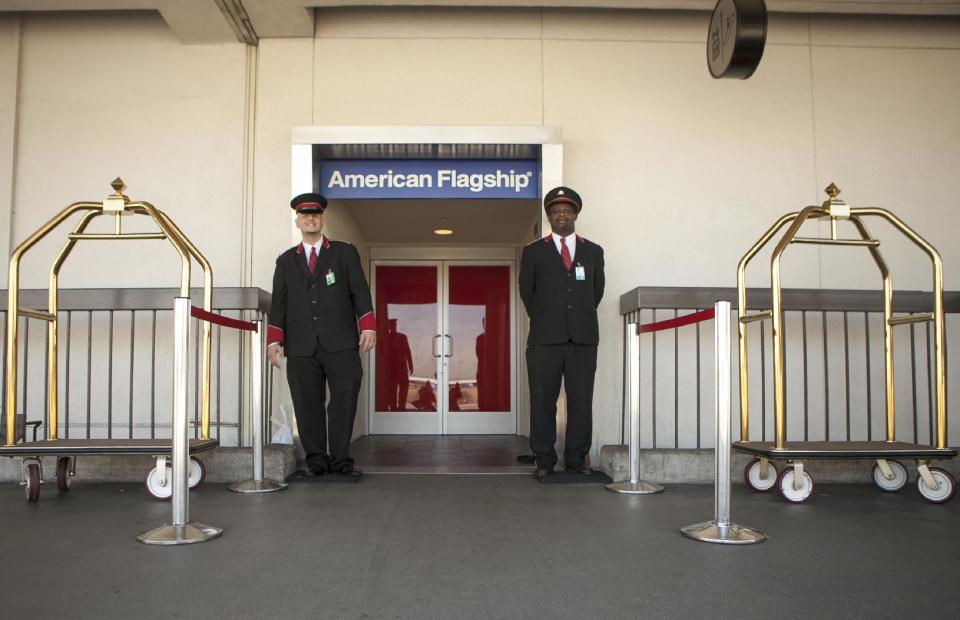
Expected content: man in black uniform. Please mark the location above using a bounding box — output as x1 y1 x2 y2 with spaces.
267 192 377 478
519 186 605 479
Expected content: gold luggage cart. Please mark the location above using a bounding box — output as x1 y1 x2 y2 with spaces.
3 180 218 502
734 184 956 503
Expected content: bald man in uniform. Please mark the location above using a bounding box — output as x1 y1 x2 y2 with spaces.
267 192 376 478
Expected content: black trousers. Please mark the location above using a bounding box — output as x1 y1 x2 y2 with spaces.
286 341 363 472
526 342 598 469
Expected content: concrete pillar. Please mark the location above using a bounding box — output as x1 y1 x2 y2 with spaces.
0 15 22 285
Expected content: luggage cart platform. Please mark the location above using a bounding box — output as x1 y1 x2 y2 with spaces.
733 441 957 460
0 437 219 457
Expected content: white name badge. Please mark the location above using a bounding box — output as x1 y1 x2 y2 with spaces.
575 265 586 281
325 270 336 286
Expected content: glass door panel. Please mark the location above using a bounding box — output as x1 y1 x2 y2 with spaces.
444 263 515 434
369 260 515 435
370 264 441 434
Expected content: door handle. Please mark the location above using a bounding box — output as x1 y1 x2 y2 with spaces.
443 335 453 358
432 334 442 358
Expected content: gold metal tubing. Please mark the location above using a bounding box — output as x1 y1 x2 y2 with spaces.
5 202 99 445
128 204 214 438
736 211 803 443
888 313 935 326
48 210 103 440
149 207 214 439
847 215 895 442
855 208 946 449
790 237 880 247
18 309 56 321
128 204 209 435
125 202 205 434
739 310 772 324
769 206 824 449
128 202 192 296
67 233 167 240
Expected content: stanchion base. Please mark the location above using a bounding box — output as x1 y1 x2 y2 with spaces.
228 478 289 494
680 520 766 545
137 522 223 546
605 480 664 494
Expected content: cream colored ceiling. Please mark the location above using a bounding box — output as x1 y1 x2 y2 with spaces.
0 1 958 43
339 199 541 245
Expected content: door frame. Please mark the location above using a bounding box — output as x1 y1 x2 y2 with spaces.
368 259 443 434
442 259 517 434
367 247 518 435
290 126 565 439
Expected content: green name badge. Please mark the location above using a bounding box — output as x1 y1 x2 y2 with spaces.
575 265 586 281
325 270 336 286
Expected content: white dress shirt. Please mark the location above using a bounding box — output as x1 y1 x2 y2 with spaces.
302 236 325 266
551 233 576 262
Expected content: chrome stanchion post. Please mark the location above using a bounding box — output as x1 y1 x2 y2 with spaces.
230 319 287 493
607 321 664 494
138 297 223 545
681 301 765 544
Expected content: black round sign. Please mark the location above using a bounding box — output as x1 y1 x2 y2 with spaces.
707 0 767 79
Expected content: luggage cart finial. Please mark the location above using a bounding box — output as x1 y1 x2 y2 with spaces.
825 182 840 199
822 183 849 220
103 177 130 213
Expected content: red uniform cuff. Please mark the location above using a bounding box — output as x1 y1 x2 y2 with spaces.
358 311 376 332
267 325 284 346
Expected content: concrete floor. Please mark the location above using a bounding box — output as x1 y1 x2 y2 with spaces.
351 434 532 473
1 476 958 619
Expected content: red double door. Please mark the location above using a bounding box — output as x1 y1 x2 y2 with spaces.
370 262 515 434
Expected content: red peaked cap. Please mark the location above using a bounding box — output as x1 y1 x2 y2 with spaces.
290 192 327 214
543 186 582 213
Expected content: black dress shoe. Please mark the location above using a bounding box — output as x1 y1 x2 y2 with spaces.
535 465 553 478
306 458 331 475
336 465 363 478
565 463 593 475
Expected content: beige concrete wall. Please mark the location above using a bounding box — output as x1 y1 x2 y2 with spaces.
2 8 958 452
1 12 251 443
306 7 960 453
0 15 21 287
251 37 314 291
10 11 247 290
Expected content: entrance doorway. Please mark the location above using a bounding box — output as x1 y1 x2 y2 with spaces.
291 124 564 447
369 260 516 434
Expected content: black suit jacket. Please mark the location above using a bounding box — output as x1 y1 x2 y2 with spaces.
519 235 605 346
269 240 374 356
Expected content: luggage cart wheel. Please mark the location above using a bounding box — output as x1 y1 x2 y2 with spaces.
744 458 778 492
189 457 206 490
25 461 42 503
144 464 174 500
916 467 957 504
871 459 907 492
56 457 73 492
777 466 814 503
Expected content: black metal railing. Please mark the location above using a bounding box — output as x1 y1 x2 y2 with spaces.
0 287 271 448
620 287 960 450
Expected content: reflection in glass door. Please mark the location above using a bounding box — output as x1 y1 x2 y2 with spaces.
444 264 513 433
371 263 441 434
370 261 515 435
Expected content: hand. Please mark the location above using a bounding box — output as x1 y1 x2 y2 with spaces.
359 330 377 353
267 343 285 369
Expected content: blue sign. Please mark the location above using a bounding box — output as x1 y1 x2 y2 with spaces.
319 159 539 199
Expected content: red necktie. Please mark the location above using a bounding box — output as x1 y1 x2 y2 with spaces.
308 247 318 274
559 236 572 271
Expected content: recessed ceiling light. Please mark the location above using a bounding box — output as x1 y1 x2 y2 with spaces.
433 228 454 236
